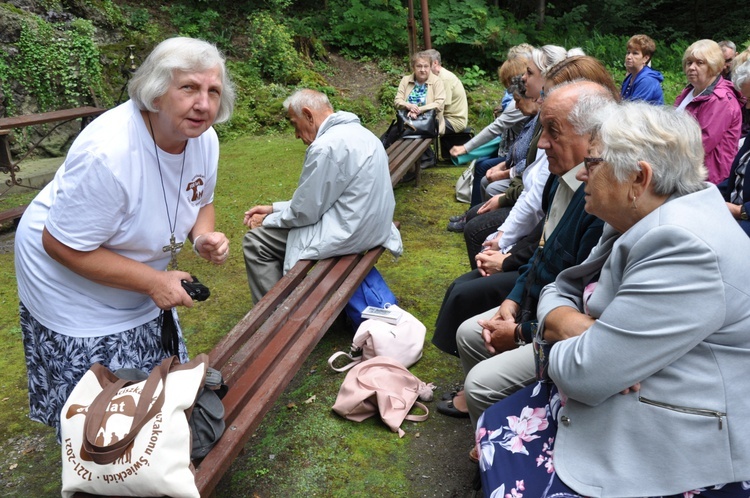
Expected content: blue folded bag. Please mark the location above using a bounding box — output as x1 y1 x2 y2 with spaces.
450 136 502 165
344 267 397 330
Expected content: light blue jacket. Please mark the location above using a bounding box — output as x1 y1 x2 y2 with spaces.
264 111 403 273
539 185 750 497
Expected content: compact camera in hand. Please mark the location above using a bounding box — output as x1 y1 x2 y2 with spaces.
181 275 211 301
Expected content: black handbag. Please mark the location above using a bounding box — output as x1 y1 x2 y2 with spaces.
396 108 438 139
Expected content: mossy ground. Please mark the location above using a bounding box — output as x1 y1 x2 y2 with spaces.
0 133 480 496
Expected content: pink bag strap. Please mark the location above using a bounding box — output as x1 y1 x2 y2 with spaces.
82 356 175 465
404 401 429 422
327 350 362 373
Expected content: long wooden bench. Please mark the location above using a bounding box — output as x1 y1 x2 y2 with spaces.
0 106 106 224
193 244 390 496
387 137 433 187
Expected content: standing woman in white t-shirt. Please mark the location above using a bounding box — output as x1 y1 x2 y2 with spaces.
14 37 235 439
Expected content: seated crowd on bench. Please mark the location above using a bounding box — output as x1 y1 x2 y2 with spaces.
431 39 750 496
11 32 750 497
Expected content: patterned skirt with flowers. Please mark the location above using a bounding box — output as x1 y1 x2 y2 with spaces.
476 381 750 498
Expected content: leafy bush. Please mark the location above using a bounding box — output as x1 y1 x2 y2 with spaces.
428 0 526 70
460 65 488 90
162 4 232 51
245 11 303 84
1 17 107 112
321 0 408 58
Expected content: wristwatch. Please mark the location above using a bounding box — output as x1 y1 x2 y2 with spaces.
741 205 748 221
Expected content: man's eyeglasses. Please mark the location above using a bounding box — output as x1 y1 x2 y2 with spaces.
583 156 604 174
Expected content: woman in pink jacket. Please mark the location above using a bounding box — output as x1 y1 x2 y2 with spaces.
674 39 743 185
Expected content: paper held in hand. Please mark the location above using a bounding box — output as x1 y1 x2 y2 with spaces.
361 305 403 325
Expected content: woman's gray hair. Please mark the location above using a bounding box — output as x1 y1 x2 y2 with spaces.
128 37 235 124
531 45 568 77
283 89 333 117
591 101 707 196
733 60 750 91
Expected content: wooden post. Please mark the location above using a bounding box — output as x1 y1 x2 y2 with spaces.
420 0 432 50
407 0 418 57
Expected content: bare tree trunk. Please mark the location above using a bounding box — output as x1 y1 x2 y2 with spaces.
537 0 545 28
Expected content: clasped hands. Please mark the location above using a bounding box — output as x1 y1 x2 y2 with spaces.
243 205 272 230
404 104 421 119
478 299 520 355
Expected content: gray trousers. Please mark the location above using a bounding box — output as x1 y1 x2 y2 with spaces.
242 226 289 304
456 306 536 428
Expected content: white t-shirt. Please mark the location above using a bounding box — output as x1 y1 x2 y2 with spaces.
15 100 219 337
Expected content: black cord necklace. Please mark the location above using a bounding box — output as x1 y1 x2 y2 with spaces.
147 112 186 271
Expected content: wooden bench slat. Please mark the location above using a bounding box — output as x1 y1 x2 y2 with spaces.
216 257 345 385
208 259 316 370
218 255 362 423
0 107 106 130
388 137 433 187
0 204 28 224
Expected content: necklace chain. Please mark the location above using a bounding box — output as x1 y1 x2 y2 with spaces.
147 113 186 270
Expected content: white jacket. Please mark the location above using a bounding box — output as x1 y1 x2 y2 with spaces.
263 111 403 273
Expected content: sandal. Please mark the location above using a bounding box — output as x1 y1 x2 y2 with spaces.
469 446 479 464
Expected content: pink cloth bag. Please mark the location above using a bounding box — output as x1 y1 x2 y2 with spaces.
332 356 434 437
327 305 426 372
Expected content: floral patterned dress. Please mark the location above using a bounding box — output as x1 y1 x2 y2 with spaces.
476 366 750 497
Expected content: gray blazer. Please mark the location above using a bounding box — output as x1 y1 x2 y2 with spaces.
538 185 750 497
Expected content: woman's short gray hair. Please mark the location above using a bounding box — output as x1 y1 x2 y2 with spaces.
733 60 750 91
531 45 568 77
128 37 235 124
283 89 333 117
591 101 707 196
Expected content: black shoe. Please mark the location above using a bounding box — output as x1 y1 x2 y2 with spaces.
449 212 468 223
447 219 466 232
437 399 470 418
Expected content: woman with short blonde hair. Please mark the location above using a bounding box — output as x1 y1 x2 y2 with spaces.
674 39 743 184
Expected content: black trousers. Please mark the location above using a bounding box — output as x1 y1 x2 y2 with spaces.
432 269 520 357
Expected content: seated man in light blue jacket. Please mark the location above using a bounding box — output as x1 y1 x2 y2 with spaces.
242 89 403 303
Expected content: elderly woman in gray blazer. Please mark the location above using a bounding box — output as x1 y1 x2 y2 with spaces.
476 101 750 497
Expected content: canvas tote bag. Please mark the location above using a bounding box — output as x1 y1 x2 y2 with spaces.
455 159 475 204
328 305 426 372
60 354 208 498
332 356 434 437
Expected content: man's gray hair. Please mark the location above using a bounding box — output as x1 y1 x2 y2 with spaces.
719 40 737 52
592 101 707 196
733 60 750 89
128 37 235 124
545 79 616 135
283 89 333 116
422 49 441 64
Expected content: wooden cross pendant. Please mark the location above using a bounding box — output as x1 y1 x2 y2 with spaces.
163 233 184 270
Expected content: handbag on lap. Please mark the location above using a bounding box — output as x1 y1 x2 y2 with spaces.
396 108 438 139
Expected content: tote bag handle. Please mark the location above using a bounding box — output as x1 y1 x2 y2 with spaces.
82 356 175 465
